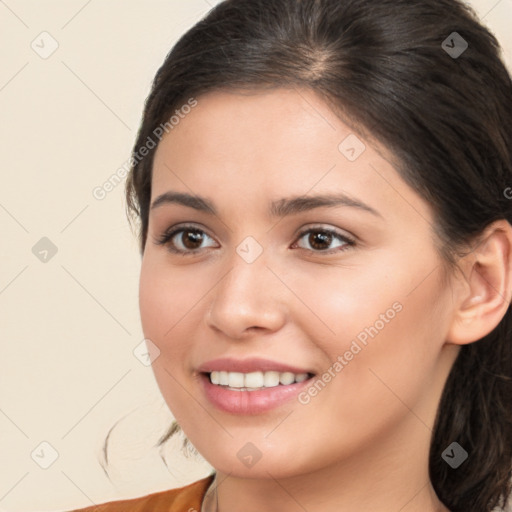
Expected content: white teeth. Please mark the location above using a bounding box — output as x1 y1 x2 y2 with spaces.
245 371 264 388
228 372 245 388
263 371 280 387
279 372 295 385
208 370 311 389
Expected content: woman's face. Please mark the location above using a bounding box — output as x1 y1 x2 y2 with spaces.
139 88 460 479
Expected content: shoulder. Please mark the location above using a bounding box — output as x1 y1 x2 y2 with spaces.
67 474 215 512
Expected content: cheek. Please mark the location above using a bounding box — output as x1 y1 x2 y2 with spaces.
139 257 194 385
289 255 448 414
138 257 201 417
139 255 202 345
139 259 169 343
282 258 397 347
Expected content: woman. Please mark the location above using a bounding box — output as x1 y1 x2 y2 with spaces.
71 0 512 510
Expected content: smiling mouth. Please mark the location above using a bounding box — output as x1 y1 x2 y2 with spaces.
203 370 316 391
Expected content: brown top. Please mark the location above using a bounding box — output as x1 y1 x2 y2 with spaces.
69 474 216 512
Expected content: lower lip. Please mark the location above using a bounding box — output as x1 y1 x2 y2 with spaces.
200 373 314 414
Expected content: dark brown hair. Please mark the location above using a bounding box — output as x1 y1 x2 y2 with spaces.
120 1 512 510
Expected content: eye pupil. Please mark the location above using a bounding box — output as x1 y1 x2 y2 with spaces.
182 230 204 249
159 226 352 255
309 231 332 250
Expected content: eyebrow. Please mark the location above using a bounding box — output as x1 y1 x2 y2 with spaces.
150 191 382 218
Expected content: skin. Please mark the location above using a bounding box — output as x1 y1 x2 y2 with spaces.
138 87 512 512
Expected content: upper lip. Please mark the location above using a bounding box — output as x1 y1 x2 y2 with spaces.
197 357 315 375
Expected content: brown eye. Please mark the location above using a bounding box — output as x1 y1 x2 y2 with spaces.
308 231 333 250
177 229 206 250
155 225 217 255
294 227 355 254
154 224 355 256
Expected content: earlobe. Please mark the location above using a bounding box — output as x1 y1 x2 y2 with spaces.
445 219 512 346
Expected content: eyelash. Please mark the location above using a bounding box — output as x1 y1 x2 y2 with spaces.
153 223 356 256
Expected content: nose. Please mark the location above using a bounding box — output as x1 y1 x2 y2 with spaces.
205 250 288 340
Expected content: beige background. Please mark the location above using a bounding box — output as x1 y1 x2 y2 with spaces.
0 1 511 511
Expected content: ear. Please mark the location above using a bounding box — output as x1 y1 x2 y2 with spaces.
446 219 512 345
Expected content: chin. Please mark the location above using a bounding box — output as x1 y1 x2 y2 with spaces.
198 441 314 480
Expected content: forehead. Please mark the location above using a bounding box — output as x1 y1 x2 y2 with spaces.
150 87 432 225
156 87 356 161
